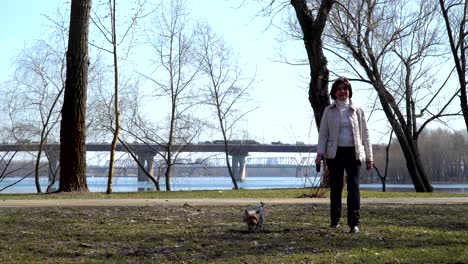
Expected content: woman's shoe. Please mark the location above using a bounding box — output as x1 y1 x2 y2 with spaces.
350 226 359 233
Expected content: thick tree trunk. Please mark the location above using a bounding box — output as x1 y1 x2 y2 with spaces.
374 82 433 192
59 0 92 192
291 0 334 187
307 39 331 129
291 0 334 128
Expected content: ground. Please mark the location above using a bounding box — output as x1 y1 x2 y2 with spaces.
0 197 467 263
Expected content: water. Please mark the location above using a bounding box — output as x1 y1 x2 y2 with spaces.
1 176 467 194
0 176 312 193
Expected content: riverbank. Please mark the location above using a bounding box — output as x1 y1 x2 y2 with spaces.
2 176 468 194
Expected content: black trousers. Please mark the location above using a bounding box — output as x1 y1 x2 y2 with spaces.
327 146 361 227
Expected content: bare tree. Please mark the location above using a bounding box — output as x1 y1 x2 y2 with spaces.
196 23 257 190
59 0 92 192
325 0 461 192
90 0 146 194
114 85 167 190
3 6 70 192
439 0 468 131
13 39 66 193
372 131 393 192
141 0 202 190
289 0 335 128
0 7 97 193
0 153 37 192
104 0 121 195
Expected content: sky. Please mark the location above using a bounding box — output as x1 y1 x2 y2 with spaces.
0 1 465 147
0 0 318 146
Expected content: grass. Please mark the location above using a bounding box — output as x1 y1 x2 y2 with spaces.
0 188 467 263
1 188 468 200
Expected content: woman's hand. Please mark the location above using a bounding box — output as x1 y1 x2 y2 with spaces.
366 161 373 170
315 154 323 165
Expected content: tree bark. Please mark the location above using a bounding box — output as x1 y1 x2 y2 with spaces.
438 0 468 131
372 79 432 192
291 0 335 128
107 0 120 194
290 0 335 187
165 150 172 191
59 0 92 192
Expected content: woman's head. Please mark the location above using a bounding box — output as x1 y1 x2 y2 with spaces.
330 77 353 100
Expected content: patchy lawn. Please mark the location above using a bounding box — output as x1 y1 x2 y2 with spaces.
0 202 467 263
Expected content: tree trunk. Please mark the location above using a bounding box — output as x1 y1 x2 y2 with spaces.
374 82 433 192
291 0 334 128
224 142 239 190
35 146 43 194
291 0 334 187
328 0 436 192
107 0 120 194
459 74 468 131
165 162 172 191
226 159 239 190
438 0 468 132
59 0 92 192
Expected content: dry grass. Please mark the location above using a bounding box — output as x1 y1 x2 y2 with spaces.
0 190 467 263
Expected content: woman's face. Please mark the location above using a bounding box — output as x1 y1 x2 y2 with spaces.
335 83 349 101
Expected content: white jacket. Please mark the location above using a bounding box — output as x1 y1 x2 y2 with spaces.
317 100 373 162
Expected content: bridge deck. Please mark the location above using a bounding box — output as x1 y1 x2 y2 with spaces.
0 143 317 153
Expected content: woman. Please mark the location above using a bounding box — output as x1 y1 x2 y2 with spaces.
315 77 373 234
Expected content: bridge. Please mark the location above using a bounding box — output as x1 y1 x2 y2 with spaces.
0 143 316 153
0 143 317 182
189 156 318 178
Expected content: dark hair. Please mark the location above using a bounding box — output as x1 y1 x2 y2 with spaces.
330 77 353 100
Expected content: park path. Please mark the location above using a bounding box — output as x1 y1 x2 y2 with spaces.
0 197 467 207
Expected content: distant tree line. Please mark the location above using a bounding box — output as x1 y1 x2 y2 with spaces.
363 129 468 184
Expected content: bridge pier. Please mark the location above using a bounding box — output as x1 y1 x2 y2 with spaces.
231 152 248 182
0 143 319 188
296 167 301 177
136 151 155 182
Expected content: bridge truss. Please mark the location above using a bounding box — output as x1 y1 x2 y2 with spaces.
186 157 316 168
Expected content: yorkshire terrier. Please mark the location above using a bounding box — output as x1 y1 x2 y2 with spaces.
243 202 265 232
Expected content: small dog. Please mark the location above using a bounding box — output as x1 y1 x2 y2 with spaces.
243 202 265 232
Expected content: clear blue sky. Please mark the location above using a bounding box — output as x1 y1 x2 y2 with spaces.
1 1 463 146
0 0 317 145
190 1 316 144
0 1 67 77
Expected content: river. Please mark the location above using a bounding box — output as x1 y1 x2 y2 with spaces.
1 176 467 194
